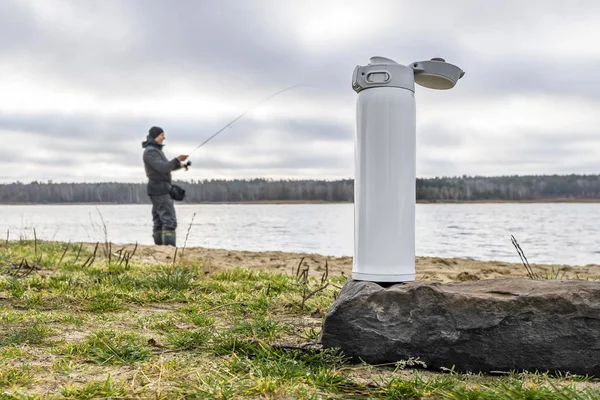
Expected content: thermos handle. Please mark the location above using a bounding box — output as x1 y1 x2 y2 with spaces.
365 71 391 84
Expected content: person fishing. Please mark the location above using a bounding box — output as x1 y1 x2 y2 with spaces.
142 126 188 246
138 85 306 247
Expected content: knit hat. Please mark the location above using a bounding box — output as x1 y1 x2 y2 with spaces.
148 126 164 139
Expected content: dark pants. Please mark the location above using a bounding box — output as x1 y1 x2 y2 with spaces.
150 194 177 232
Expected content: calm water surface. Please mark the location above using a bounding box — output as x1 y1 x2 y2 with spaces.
0 203 598 266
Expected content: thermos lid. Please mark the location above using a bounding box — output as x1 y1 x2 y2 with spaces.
352 56 465 92
352 56 415 93
411 58 465 90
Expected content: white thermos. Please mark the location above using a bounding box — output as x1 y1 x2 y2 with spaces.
351 56 464 283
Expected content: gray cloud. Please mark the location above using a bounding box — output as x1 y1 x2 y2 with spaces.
0 111 351 146
457 60 600 101
0 1 38 52
1 0 600 182
7 0 597 101
0 111 353 178
179 151 349 171
0 149 20 163
0 1 316 97
0 113 144 140
418 125 600 178
417 125 466 147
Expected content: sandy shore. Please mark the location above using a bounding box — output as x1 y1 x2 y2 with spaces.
3 198 600 205
92 242 600 283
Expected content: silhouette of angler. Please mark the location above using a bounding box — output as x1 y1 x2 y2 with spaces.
141 126 188 246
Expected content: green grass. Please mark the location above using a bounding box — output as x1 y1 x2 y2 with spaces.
61 375 127 399
63 330 152 364
0 365 33 388
0 239 598 399
0 324 51 347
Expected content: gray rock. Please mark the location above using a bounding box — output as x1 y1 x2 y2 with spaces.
321 278 600 376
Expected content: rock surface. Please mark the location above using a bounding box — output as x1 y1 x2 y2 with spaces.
321 278 600 376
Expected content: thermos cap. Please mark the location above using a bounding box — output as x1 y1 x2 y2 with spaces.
411 58 465 90
352 56 465 93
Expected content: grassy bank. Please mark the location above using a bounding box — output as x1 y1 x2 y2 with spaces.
0 240 598 399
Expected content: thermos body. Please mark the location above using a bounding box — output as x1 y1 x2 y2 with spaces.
352 86 416 282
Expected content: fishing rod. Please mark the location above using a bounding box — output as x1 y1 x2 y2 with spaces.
182 84 311 169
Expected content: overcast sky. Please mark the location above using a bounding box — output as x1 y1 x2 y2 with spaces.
1 0 599 183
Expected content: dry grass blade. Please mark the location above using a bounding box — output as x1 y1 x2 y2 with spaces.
301 280 329 312
115 248 127 267
321 261 329 285
295 260 331 311
94 206 111 260
82 242 99 268
57 241 71 267
195 302 247 316
129 242 138 258
294 257 305 278
73 242 83 263
7 258 41 278
271 342 323 352
295 259 309 286
511 235 538 280
21 260 40 278
179 212 196 261
122 250 130 266
126 242 138 268
11 258 25 276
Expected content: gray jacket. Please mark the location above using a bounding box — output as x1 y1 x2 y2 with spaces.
142 138 182 196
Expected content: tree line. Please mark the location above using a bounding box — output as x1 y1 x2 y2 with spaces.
1 174 599 204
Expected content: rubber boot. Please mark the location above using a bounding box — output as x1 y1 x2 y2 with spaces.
153 231 163 245
162 230 177 247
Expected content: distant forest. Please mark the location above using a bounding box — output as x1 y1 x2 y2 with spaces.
1 174 599 204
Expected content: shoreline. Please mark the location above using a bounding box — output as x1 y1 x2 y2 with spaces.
29 240 600 282
127 244 600 283
2 198 600 206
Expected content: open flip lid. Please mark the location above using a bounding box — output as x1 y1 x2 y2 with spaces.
410 58 465 90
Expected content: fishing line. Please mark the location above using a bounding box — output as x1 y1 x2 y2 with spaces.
187 84 312 157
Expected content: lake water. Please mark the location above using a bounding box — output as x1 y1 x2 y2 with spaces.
0 203 598 266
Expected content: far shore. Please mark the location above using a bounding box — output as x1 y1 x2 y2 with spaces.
2 198 600 206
